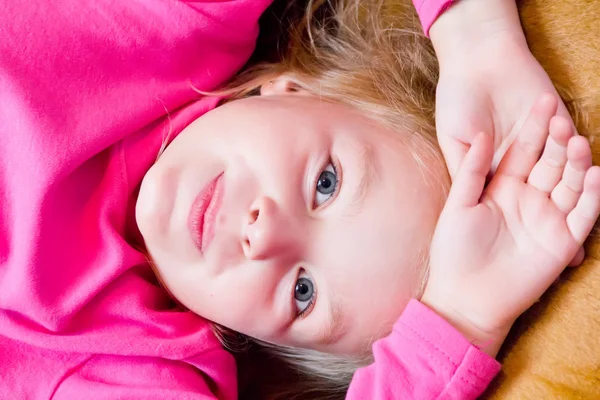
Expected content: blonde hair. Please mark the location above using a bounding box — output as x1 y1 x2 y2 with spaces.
205 0 451 398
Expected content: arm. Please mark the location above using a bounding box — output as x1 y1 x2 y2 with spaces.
412 0 455 36
429 0 527 64
412 0 524 42
413 1 583 265
413 0 578 186
346 300 500 400
411 0 548 350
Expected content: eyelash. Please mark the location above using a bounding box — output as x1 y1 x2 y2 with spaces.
295 271 317 320
312 157 341 210
296 290 317 320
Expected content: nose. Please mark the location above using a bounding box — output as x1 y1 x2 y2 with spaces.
242 196 298 260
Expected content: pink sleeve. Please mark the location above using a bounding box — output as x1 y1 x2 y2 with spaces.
347 300 501 400
51 352 234 400
412 0 455 36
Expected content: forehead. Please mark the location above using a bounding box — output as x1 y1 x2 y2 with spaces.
236 94 386 132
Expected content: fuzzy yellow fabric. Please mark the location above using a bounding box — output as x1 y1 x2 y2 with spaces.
483 1 600 398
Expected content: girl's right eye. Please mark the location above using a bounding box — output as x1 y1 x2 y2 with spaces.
294 271 316 319
313 161 339 208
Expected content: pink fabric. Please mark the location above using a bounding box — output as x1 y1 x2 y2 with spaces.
0 0 272 398
0 0 499 398
348 300 501 399
413 0 455 35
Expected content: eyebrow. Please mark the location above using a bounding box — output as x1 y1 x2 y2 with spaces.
344 143 377 217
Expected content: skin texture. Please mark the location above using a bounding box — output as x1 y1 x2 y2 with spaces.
480 1 600 398
136 79 444 356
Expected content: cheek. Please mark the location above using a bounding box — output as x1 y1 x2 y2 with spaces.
370 176 443 273
179 269 284 340
333 266 414 353
333 221 430 323
136 164 177 240
353 259 418 312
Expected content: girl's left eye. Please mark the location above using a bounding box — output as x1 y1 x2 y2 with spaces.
294 271 316 318
314 162 338 208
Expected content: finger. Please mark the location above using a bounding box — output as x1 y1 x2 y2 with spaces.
556 100 580 137
445 132 494 209
566 166 600 244
439 136 470 180
551 136 592 213
568 246 585 267
496 94 558 180
527 116 573 193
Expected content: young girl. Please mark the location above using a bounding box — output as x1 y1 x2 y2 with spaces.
1 1 597 400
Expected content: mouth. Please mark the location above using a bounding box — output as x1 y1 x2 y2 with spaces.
188 172 224 253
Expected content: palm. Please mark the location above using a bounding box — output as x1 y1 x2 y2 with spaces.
474 176 578 290
432 179 572 331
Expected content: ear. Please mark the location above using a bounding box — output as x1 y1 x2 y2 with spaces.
260 76 305 96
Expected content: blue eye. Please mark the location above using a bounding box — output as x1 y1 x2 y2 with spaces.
314 162 338 207
294 272 316 317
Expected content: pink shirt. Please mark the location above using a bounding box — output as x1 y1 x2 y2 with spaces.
413 0 455 35
0 0 498 398
349 300 499 399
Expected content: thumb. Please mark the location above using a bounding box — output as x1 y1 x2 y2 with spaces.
438 135 470 180
445 132 494 209
435 91 493 180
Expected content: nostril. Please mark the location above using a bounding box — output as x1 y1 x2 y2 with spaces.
249 208 259 224
242 237 251 253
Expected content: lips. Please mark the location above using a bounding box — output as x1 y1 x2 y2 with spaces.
188 173 224 253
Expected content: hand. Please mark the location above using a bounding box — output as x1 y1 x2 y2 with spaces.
421 94 600 357
430 0 584 265
431 0 575 176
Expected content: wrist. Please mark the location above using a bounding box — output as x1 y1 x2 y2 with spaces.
420 292 512 358
430 0 527 66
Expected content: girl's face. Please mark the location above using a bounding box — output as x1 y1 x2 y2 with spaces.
136 78 446 355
